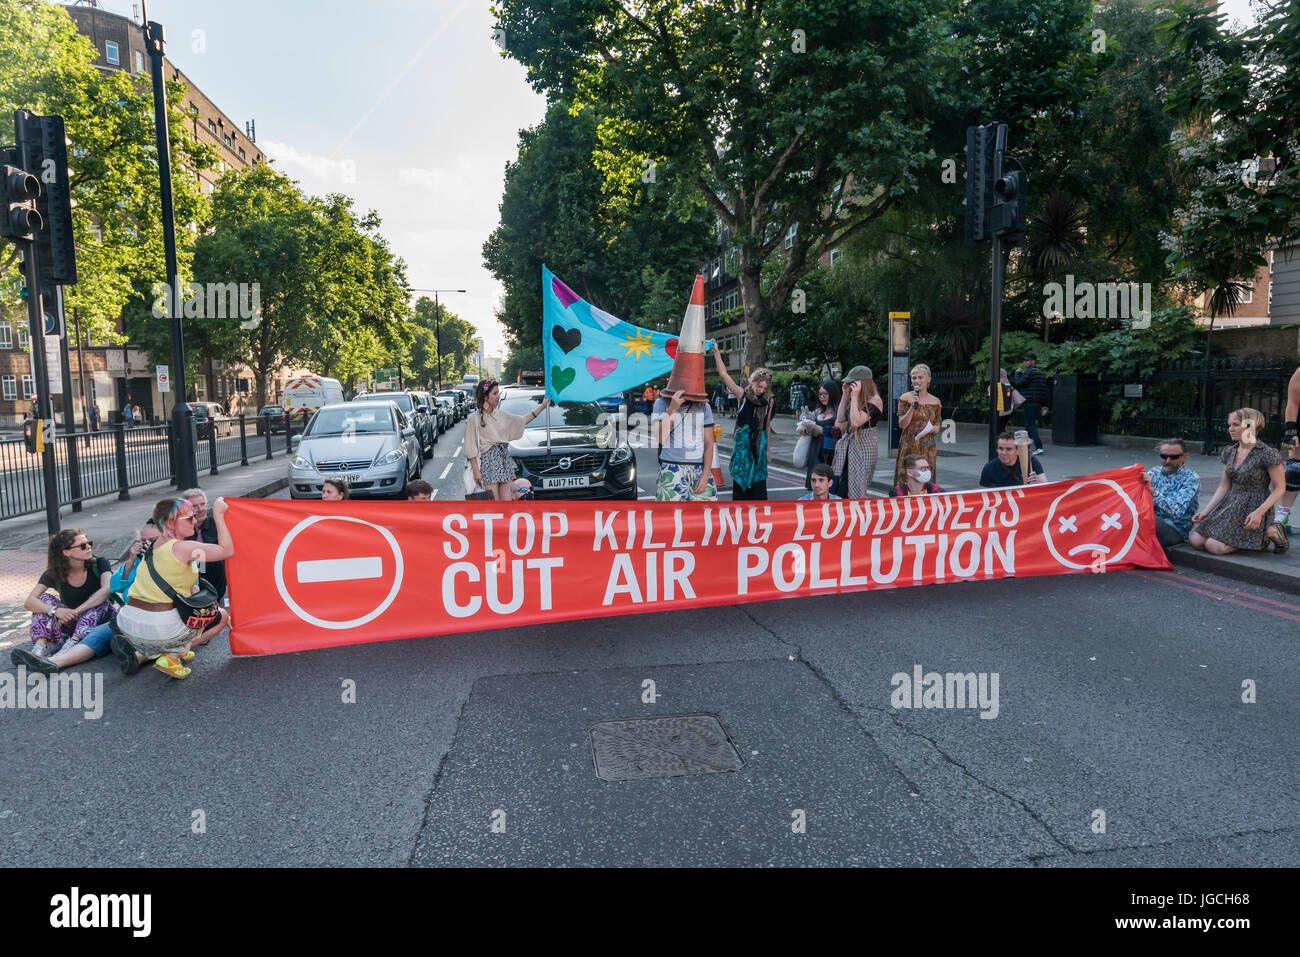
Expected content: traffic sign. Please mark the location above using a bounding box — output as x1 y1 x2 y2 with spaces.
272 515 404 630
157 364 169 393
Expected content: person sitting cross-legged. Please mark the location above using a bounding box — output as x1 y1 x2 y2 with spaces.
1139 438 1200 549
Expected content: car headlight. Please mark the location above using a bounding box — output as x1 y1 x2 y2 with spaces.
381 448 406 465
609 446 633 465
292 455 313 471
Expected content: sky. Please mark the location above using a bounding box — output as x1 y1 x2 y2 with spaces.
83 0 1262 363
93 0 548 362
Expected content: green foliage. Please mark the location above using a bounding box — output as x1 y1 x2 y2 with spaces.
0 0 215 342
504 344 544 384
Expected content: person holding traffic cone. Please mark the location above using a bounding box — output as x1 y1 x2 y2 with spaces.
654 275 717 501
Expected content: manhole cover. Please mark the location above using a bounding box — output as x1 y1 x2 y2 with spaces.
589 714 745 781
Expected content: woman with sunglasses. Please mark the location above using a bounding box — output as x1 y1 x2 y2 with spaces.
112 496 234 679
21 529 114 660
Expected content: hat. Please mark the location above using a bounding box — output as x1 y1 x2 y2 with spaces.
1023 352 1038 361
843 365 873 383
663 275 709 402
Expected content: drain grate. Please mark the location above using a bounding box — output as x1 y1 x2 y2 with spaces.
589 714 745 782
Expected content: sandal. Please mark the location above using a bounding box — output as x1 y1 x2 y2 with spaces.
1268 521 1289 552
179 650 196 662
153 654 191 679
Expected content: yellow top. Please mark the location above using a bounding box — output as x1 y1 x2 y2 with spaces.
130 539 200 604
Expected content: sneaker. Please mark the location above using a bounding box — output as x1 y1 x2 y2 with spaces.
1033 447 1046 455
10 647 58 674
30 642 51 659
59 639 80 656
153 654 191 679
110 631 141 676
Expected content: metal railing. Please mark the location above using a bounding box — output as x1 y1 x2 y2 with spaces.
0 411 311 522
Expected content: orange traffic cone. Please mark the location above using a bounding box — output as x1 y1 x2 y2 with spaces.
664 275 709 402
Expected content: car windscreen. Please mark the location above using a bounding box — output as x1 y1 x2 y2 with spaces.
499 395 601 429
354 392 413 413
306 406 393 436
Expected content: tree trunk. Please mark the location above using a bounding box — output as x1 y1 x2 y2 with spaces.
737 257 769 373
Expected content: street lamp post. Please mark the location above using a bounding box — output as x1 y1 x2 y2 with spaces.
411 288 465 390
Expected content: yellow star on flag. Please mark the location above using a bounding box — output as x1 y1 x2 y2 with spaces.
621 328 654 361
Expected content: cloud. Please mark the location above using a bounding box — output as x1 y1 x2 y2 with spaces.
260 140 358 184
397 167 465 193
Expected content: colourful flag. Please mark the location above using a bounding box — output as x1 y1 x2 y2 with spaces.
542 265 711 402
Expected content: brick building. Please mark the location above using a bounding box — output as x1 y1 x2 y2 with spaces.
0 2 268 427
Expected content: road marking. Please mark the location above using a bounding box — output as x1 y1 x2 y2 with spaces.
1129 569 1300 622
454 444 462 457
430 488 439 498
439 462 453 480
296 556 383 583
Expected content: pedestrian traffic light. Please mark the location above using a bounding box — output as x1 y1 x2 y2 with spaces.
991 169 1027 246
18 113 76 285
1 163 41 242
23 417 42 454
964 123 997 246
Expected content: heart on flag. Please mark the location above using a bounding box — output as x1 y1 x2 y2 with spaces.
550 365 576 393
551 326 582 354
586 356 618 381
665 338 678 359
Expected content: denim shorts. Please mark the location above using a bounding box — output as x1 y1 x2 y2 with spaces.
77 621 116 658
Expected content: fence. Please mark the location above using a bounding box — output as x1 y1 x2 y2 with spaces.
0 411 310 522
929 358 1296 452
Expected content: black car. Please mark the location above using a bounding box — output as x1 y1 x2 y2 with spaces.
186 402 224 440
255 405 287 435
499 388 636 500
438 389 466 421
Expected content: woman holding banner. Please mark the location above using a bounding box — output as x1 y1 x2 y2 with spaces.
466 379 551 501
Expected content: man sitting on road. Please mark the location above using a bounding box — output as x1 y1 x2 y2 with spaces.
1140 438 1200 549
979 432 1046 488
407 480 433 501
799 463 841 501
182 487 227 603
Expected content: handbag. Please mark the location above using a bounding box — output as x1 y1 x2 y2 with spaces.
793 433 812 468
1010 387 1026 410
143 547 221 631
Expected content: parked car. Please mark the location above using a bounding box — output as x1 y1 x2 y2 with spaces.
352 391 434 459
497 387 636 500
187 401 225 440
289 401 421 499
255 405 287 435
414 390 447 434
595 393 625 414
438 389 466 421
435 395 456 431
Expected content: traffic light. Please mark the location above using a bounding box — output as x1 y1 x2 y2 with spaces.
1 162 41 241
23 417 42 454
18 112 76 285
964 123 997 246
991 170 1027 246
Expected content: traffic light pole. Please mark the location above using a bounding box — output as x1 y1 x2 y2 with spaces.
143 8 197 490
21 245 61 535
988 233 1004 462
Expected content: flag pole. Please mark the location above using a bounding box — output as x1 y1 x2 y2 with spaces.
545 403 552 454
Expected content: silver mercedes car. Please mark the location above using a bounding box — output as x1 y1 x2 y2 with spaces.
288 401 422 499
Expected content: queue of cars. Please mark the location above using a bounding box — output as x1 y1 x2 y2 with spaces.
286 384 637 501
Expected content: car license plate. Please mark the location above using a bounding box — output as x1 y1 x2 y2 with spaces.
542 476 589 489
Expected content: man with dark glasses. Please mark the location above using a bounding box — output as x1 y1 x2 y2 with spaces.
1140 438 1200 549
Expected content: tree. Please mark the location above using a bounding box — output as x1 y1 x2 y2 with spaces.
482 98 711 353
0 0 215 343
493 0 955 368
1161 0 1300 319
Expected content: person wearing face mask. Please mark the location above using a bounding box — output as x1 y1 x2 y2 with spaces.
891 454 942 496
1138 439 1201 549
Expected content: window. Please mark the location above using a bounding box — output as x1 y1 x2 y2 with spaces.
135 50 144 73
1240 285 1252 304
223 134 231 148
829 247 841 265
726 291 738 311
21 374 34 398
238 147 246 161
91 225 103 243
0 323 10 349
17 325 29 349
2 375 15 400
784 223 797 250
208 119 217 134
105 40 120 65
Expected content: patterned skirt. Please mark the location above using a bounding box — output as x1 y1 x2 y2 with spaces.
480 442 517 485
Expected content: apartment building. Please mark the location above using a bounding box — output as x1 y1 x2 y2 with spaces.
0 2 266 427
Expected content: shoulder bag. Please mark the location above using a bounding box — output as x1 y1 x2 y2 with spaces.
143 547 222 632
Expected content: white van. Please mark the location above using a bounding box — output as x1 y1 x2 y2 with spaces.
281 375 345 424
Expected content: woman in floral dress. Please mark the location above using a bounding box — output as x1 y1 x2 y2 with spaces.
1190 408 1287 554
895 363 943 488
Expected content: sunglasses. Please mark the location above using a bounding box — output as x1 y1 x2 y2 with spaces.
72 541 93 549
1159 453 1184 460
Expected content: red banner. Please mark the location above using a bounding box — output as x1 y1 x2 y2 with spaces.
225 466 1171 655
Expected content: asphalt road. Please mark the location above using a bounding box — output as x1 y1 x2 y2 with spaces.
3 414 1296 867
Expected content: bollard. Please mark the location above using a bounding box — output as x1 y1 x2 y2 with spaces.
207 418 219 475
115 423 130 501
239 415 249 466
